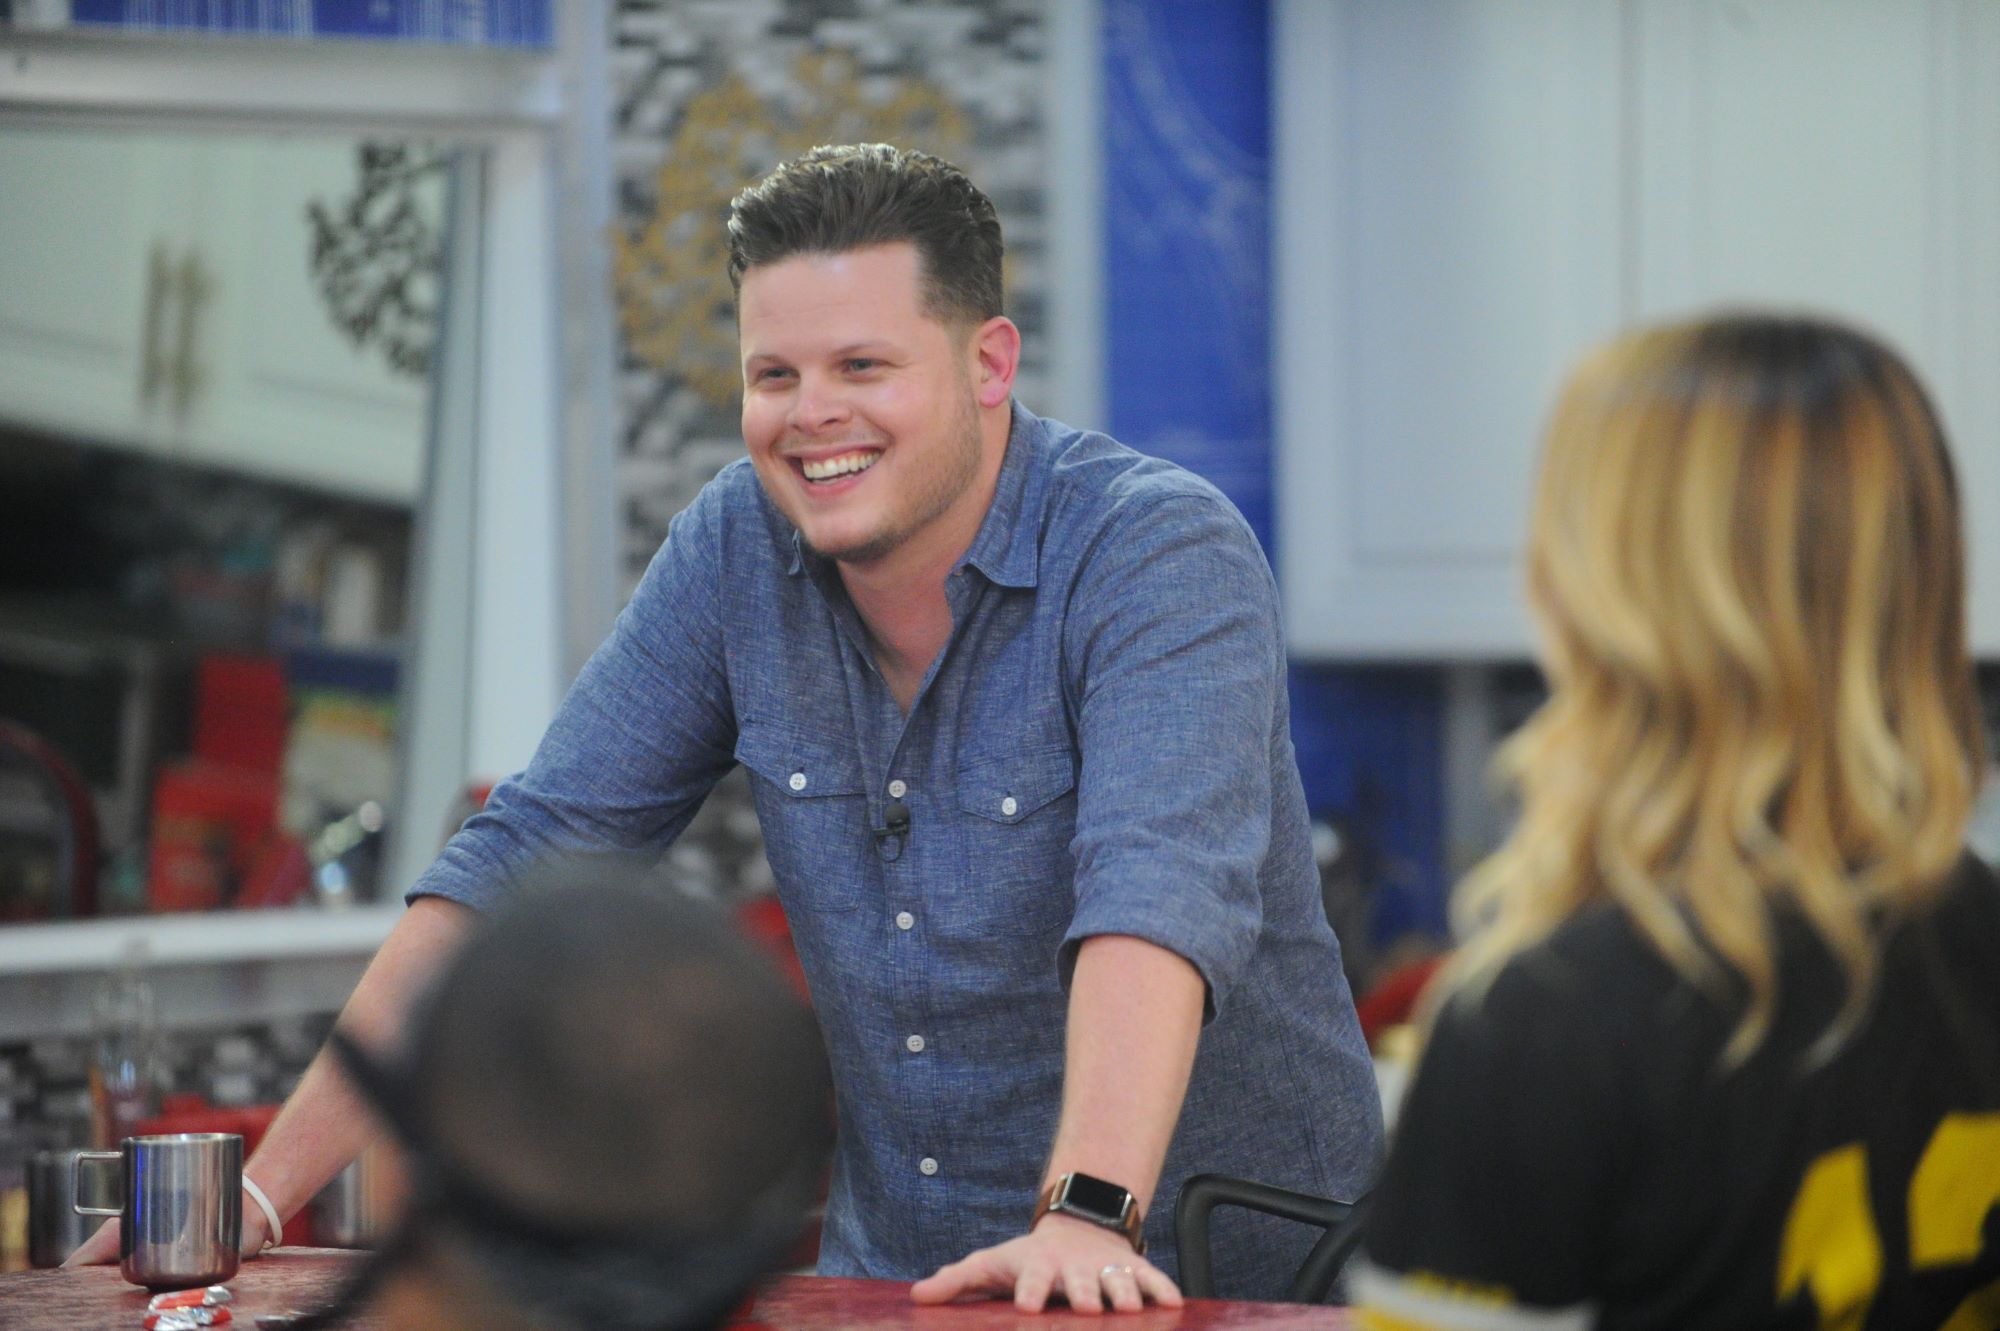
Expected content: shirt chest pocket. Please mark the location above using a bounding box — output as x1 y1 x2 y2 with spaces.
734 722 868 913
951 745 1080 938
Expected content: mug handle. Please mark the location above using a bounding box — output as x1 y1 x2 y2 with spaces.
72 1149 123 1217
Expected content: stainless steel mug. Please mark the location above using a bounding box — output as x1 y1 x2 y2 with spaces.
73 1132 243 1289
309 1150 379 1249
27 1150 97 1268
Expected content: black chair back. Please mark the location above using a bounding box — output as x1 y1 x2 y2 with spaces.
1173 1173 1371 1303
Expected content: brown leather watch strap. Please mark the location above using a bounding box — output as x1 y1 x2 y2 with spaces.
1031 1174 1147 1255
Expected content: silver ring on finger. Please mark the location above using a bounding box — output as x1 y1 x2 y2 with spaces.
1100 1264 1136 1281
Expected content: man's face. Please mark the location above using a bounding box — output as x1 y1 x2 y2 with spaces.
739 242 989 570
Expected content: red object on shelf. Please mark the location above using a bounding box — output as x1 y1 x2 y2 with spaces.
146 761 279 912
191 655 289 778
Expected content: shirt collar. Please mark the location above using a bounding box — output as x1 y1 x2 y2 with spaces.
958 400 1047 590
782 400 1050 589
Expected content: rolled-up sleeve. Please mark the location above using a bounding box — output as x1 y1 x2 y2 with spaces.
1057 492 1282 1019
407 479 739 912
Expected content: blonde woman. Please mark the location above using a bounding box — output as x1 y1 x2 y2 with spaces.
1354 314 2000 1331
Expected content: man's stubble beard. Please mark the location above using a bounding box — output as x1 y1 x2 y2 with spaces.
803 379 985 568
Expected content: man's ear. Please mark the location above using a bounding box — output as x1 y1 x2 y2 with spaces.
969 316 1021 409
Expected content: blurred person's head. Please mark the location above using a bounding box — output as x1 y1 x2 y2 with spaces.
309 860 832 1331
727 144 1018 573
1454 312 1984 1061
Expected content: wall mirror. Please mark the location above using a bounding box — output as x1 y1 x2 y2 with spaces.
0 122 464 927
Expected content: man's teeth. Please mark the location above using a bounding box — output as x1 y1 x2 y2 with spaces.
802 451 880 482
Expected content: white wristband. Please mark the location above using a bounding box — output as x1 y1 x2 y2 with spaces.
241 1175 285 1253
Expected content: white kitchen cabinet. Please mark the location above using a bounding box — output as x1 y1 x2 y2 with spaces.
1275 0 2000 658
1629 0 2000 655
0 128 198 452
188 138 437 503
0 130 434 504
1274 0 1625 657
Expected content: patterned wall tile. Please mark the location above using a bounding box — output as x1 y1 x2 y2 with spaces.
611 0 1049 587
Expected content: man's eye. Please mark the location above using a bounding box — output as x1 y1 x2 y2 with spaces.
844 359 879 373
753 367 793 384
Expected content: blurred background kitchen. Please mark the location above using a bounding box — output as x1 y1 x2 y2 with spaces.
1 0 1999 1270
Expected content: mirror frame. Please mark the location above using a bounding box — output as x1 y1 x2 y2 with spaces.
0 15 613 938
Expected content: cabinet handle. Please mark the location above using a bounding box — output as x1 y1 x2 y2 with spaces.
140 242 173 405
170 250 213 418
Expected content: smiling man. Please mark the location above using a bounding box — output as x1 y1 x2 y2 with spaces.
703 146 1383 1308
73 145 1382 1312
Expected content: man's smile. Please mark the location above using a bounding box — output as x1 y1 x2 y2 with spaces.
799 449 882 483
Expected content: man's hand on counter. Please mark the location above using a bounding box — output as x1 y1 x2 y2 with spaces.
909 1212 1184 1314
60 1218 120 1268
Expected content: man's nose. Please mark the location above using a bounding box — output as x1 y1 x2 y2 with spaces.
789 374 851 433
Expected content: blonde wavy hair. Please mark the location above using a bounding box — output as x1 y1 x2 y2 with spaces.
1451 313 1985 1062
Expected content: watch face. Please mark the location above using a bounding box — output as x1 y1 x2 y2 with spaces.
1059 1173 1132 1223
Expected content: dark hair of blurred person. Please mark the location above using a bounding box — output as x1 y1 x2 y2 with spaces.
1354 314 2000 1331
299 860 833 1331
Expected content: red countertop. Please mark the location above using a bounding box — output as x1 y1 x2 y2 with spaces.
0 1249 1355 1330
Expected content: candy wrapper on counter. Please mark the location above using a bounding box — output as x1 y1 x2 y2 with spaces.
145 1283 234 1327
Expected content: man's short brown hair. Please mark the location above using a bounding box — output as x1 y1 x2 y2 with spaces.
727 143 1003 327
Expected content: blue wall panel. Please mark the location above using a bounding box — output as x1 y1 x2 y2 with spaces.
1289 665 1446 942
1102 0 1273 548
1101 0 1448 943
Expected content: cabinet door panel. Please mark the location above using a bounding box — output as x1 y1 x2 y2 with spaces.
1275 0 1624 657
1953 7 2000 655
1277 1 2000 658
1633 0 2000 654
0 130 194 449
1632 2 1932 356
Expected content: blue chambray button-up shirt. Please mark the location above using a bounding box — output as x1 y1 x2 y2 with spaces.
409 404 1384 1299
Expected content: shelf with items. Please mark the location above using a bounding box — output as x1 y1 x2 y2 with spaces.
0 444 414 933
0 902 402 977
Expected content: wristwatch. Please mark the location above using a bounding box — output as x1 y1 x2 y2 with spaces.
1031 1172 1146 1254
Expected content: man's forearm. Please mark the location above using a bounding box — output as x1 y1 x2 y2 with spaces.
245 895 476 1223
907 934 1207 1308
1040 933 1205 1217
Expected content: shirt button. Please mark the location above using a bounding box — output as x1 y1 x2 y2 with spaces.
888 779 908 798
919 1157 939 1176
1001 795 1019 817
895 911 915 930
905 1034 926 1053
788 772 807 792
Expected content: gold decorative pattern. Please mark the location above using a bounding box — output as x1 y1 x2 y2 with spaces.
613 52 973 410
